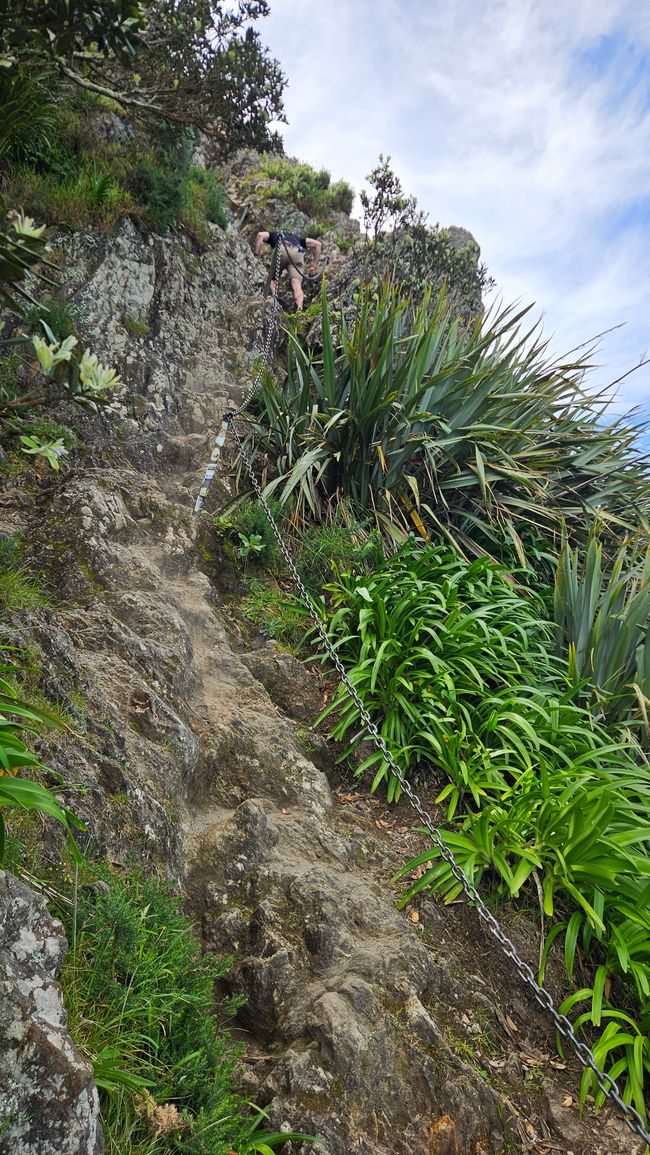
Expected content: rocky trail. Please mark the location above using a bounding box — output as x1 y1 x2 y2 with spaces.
1 218 644 1154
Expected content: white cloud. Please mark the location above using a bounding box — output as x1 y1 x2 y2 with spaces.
260 0 650 413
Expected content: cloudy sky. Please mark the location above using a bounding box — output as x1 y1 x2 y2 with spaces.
260 0 649 421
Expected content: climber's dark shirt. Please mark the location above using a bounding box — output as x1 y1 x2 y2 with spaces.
267 231 307 252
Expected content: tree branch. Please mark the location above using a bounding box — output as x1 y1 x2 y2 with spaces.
55 60 205 126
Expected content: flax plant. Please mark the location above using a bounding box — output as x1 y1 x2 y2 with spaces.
244 283 650 560
554 523 650 733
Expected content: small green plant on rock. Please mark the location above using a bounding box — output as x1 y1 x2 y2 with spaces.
214 500 279 569
241 579 308 648
237 532 265 560
121 314 150 337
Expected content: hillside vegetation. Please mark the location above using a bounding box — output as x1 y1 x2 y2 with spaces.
1 2 650 1149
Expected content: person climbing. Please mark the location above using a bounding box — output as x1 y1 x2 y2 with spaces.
254 229 322 310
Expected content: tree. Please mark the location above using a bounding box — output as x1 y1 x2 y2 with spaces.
358 155 490 316
0 0 286 154
359 154 420 239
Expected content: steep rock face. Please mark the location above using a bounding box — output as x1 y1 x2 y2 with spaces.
1 213 642 1155
187 800 507 1155
0 871 103 1155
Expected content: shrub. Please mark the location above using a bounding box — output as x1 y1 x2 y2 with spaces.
196 169 228 229
329 180 355 215
296 511 384 593
0 656 83 865
318 539 558 802
0 66 57 166
27 296 78 342
325 539 650 1125
554 523 650 733
131 160 184 234
253 157 354 220
214 500 280 569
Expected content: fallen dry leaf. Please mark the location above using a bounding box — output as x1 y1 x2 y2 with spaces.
428 1114 459 1155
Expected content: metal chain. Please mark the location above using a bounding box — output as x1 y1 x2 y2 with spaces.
227 412 650 1150
193 241 283 514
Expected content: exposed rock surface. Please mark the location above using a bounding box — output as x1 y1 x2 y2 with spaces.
0 871 103 1155
1 209 643 1154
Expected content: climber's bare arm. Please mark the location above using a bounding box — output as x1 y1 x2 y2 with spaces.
306 237 322 270
255 230 270 256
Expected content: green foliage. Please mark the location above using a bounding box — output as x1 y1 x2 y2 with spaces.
1 0 285 154
62 872 243 1150
360 154 419 239
19 432 67 469
214 500 279 569
0 65 57 165
554 524 650 732
133 2 286 151
0 528 50 614
131 141 228 239
237 532 265 560
0 348 21 403
296 511 384 594
27 295 78 342
132 157 185 235
4 163 133 232
241 579 308 647
318 539 560 802
245 282 650 559
358 155 489 314
253 157 354 222
336 540 650 1119
0 532 22 571
188 168 229 230
329 180 355 215
0 658 84 864
0 565 47 610
122 314 150 337
0 203 54 313
0 1 144 65
389 222 490 318
60 870 316 1154
334 233 357 255
0 307 117 467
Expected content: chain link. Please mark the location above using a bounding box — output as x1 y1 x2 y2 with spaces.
227 413 650 1150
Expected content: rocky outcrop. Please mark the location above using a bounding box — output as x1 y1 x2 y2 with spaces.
188 799 507 1154
0 871 103 1155
1 209 642 1155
